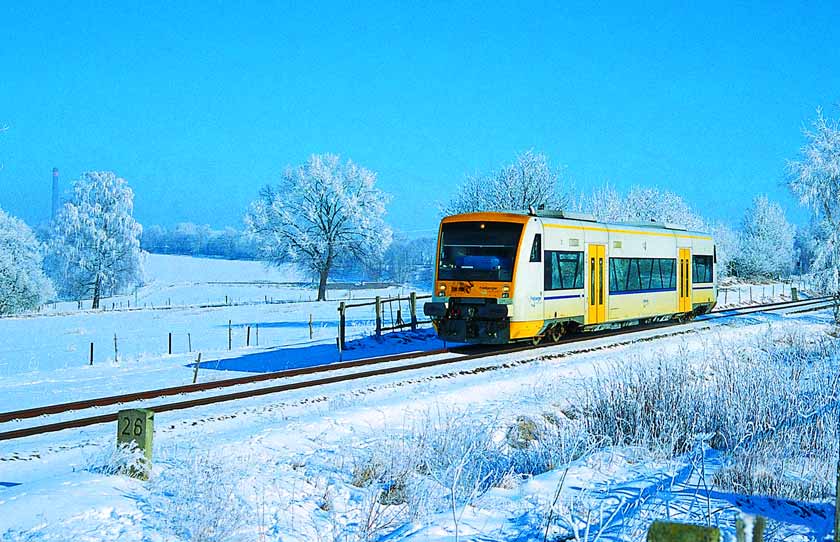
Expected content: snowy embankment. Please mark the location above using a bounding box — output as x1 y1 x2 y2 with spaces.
0 307 837 540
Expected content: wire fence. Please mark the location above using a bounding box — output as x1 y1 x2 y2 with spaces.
337 292 432 350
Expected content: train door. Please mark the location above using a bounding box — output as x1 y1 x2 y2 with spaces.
587 244 606 324
678 248 692 312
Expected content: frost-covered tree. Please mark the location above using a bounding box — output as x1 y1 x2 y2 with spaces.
793 218 822 275
788 108 840 322
443 150 570 215
585 185 740 280
708 222 739 279
582 183 624 222
733 195 795 279
245 154 392 301
585 185 706 230
0 208 54 314
45 171 143 309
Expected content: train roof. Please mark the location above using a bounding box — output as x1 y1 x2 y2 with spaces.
441 210 713 239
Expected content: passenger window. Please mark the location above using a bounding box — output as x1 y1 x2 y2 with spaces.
530 234 541 262
544 251 584 290
692 255 713 283
650 259 663 289
609 257 678 293
638 259 653 290
626 259 642 291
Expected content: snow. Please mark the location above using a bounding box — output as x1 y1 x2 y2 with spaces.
0 254 836 540
0 254 432 413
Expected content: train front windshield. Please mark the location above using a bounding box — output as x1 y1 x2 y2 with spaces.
437 221 523 282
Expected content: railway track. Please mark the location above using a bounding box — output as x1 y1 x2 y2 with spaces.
0 295 834 442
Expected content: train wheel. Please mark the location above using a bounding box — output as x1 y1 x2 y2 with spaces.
550 327 564 343
531 334 543 346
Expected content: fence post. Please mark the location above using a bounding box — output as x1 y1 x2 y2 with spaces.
410 292 418 331
724 288 728 305
228 320 232 350
114 334 118 363
375 296 382 337
192 353 202 383
168 332 172 355
256 324 259 346
338 302 346 350
246 326 251 347
188 332 192 353
89 342 94 366
309 314 313 340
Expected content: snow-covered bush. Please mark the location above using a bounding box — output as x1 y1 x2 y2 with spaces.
0 207 54 314
788 108 840 322
574 326 839 499
45 171 143 309
732 195 795 278
146 453 250 542
83 440 148 477
443 150 570 215
345 407 591 530
245 154 392 301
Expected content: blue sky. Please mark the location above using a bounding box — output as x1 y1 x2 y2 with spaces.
1 1 838 237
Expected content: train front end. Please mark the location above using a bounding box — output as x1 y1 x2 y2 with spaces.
423 213 528 344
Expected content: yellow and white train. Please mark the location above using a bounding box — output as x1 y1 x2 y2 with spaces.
424 210 716 344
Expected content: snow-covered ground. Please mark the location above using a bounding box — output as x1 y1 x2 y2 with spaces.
0 254 431 412
0 255 835 540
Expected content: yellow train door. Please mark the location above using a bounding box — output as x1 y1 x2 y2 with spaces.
587 244 606 324
678 248 692 312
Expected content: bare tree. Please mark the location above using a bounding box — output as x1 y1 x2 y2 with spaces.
788 108 840 324
246 154 392 301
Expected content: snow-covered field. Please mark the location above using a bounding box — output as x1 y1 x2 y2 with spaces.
0 255 836 541
0 254 433 412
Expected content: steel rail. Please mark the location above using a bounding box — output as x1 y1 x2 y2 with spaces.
0 295 833 442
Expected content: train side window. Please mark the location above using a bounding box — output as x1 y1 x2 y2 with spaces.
626 259 642 291
611 257 677 293
662 259 676 289
609 259 630 292
638 258 654 290
650 259 663 289
544 251 584 290
530 235 541 262
692 255 713 283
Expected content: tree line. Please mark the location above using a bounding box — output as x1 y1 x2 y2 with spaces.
1 108 839 317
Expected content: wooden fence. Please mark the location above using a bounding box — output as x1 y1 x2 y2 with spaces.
337 292 432 349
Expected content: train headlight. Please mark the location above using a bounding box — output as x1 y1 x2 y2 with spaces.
438 284 446 294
